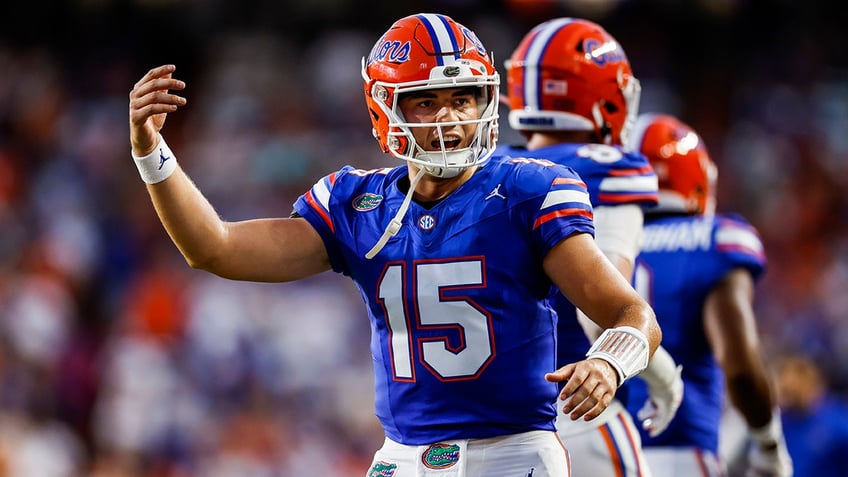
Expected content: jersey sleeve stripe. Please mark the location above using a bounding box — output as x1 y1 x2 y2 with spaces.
533 208 593 229
304 190 334 233
553 177 587 187
312 174 334 209
541 189 591 209
597 193 660 204
599 175 659 193
305 171 337 233
716 226 764 257
607 165 654 176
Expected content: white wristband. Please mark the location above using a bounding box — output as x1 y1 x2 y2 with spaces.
586 326 650 385
132 134 177 184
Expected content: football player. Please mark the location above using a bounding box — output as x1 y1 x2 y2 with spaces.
625 113 792 476
128 13 663 477
498 18 684 477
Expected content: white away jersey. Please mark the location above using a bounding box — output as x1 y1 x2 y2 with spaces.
293 157 594 445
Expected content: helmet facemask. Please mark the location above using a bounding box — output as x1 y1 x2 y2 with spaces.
360 13 501 259
364 61 499 178
616 69 641 147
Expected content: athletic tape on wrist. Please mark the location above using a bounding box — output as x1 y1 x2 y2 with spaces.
750 410 785 445
586 326 650 385
132 134 177 184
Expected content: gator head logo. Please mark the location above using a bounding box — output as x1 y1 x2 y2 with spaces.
353 193 383 211
443 66 461 77
367 460 397 477
421 443 460 469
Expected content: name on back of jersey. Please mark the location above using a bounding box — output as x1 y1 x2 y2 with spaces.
642 220 712 253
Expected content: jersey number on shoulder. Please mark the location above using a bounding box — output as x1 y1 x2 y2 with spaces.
509 157 556 167
378 260 494 382
576 144 623 164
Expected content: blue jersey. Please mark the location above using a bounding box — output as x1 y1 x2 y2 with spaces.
624 213 766 453
496 143 658 370
293 157 594 445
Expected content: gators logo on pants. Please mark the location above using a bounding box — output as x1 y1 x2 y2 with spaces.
421 443 460 469
367 460 397 477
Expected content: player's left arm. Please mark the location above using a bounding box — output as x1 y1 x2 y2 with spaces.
543 232 661 421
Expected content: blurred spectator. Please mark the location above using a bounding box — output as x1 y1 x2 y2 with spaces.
774 352 848 477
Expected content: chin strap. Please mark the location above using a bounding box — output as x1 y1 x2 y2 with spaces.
365 167 427 260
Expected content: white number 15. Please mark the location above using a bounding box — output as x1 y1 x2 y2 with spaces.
378 260 494 381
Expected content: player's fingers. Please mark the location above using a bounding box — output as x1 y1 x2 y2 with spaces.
129 79 186 121
561 368 602 415
560 363 617 420
129 91 186 126
574 388 613 421
564 374 611 419
131 77 186 102
133 64 177 90
545 363 576 384
554 365 588 402
129 102 177 125
130 90 186 112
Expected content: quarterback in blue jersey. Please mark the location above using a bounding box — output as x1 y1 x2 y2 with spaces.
128 13 663 477
624 114 792 476
500 18 683 477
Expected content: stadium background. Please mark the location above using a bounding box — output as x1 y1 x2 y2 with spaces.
0 0 845 475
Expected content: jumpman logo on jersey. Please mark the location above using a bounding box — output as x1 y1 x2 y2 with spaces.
525 468 535 477
158 148 171 170
484 184 506 200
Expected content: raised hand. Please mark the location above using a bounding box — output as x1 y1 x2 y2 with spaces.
128 64 186 156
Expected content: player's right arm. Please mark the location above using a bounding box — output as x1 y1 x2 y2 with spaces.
704 268 792 476
129 64 331 283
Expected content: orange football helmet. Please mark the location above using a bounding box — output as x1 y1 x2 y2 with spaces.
361 13 499 178
505 18 640 146
628 113 717 215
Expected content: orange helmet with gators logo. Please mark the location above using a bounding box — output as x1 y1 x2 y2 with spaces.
505 18 640 146
628 113 717 215
361 13 499 178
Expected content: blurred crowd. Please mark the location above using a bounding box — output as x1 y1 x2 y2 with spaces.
0 0 847 475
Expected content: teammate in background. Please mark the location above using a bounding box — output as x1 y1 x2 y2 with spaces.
128 13 663 477
498 18 683 476
625 113 792 476
774 352 848 477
